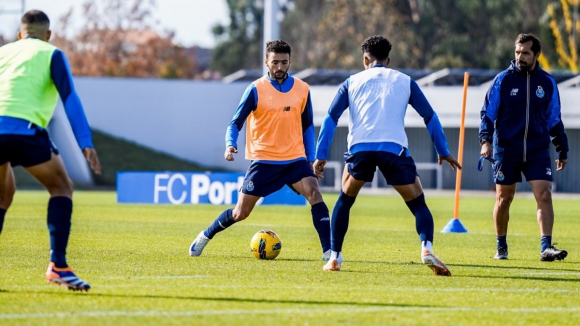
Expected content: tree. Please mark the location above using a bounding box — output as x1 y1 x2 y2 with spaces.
543 0 579 72
283 0 551 70
213 0 565 72
283 0 417 70
52 0 197 78
210 0 264 76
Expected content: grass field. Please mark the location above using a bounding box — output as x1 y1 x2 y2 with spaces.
1 191 579 325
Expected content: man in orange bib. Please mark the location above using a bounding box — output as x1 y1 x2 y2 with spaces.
189 40 331 260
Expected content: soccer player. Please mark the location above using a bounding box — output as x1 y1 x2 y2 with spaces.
314 35 461 275
189 40 331 260
0 10 101 291
479 33 568 261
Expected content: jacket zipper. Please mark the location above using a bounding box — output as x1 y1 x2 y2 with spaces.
523 72 530 162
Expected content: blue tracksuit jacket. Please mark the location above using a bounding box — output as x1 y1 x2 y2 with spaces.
479 60 568 162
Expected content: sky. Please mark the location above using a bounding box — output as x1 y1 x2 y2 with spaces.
0 0 230 48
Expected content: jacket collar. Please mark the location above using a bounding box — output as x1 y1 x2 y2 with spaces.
509 59 541 75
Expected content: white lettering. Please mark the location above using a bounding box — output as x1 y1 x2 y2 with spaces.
167 174 187 204
208 182 225 204
191 175 210 204
153 174 170 204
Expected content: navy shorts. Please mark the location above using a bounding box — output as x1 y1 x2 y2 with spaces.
0 129 59 167
345 151 417 185
493 158 553 184
241 160 315 197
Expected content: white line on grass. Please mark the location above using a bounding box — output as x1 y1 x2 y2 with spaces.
100 275 213 279
2 306 580 320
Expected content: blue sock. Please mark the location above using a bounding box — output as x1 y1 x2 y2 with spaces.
0 208 6 235
311 202 331 252
47 197 72 268
331 191 356 252
497 235 508 250
541 236 552 252
405 194 434 243
204 208 236 239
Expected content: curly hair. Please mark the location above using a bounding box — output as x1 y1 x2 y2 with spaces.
266 40 291 57
361 35 392 61
515 33 541 55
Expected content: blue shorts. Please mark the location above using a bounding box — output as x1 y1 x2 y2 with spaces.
0 129 59 167
345 151 417 185
493 158 553 184
241 160 315 197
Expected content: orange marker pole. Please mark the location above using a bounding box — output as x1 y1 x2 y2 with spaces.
453 72 469 219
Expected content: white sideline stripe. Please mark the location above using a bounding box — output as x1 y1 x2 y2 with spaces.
101 275 212 280
2 306 580 319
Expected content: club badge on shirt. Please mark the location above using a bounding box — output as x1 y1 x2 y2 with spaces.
536 86 545 98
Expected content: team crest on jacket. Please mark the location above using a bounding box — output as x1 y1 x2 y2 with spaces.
536 86 545 98
246 181 255 191
497 171 505 181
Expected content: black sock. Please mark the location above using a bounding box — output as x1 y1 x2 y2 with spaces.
331 191 357 252
311 202 331 252
205 208 236 239
405 194 434 243
47 197 72 268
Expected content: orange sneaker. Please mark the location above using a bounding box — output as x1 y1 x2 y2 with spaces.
45 263 91 291
421 250 451 276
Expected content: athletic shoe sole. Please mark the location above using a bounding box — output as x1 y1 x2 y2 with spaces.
422 252 451 276
45 263 90 291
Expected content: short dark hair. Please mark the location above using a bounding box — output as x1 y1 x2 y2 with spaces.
21 10 50 27
361 35 392 61
266 40 291 57
515 33 541 54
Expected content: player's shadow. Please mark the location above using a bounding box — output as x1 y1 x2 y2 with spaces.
234 255 580 271
448 262 580 273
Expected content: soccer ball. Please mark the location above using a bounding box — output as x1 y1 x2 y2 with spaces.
250 230 282 260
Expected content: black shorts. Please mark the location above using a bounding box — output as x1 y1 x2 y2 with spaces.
0 129 59 167
493 158 553 184
345 151 418 185
241 160 315 197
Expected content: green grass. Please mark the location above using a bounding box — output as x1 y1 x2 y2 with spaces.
1 191 579 325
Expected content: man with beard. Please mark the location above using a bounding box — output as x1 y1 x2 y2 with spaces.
479 33 569 262
188 40 331 260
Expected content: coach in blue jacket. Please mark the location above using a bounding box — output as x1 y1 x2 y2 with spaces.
479 33 569 262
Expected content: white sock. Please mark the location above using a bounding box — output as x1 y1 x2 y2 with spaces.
330 250 338 260
422 241 433 253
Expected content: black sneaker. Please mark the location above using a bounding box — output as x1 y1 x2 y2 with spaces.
494 247 508 260
540 245 568 262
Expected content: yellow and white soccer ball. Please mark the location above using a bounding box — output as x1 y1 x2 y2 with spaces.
250 230 282 260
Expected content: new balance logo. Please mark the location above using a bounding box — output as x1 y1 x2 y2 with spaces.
283 106 291 111
546 168 552 176
510 88 519 96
